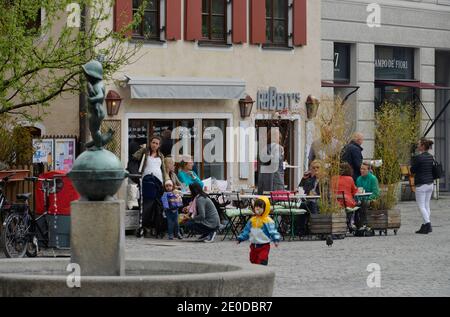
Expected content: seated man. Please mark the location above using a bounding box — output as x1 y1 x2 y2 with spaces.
355 162 380 229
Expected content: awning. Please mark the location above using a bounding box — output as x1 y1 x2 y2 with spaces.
375 80 450 90
321 81 360 89
375 80 450 137
125 76 246 100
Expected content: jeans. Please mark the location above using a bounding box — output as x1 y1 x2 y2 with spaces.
185 220 216 236
415 183 433 224
354 200 368 228
165 209 179 238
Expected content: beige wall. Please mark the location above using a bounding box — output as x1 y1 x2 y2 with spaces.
103 0 322 188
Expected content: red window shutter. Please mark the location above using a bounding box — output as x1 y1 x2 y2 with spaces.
166 0 182 40
184 0 202 41
114 0 133 37
250 0 265 44
293 0 307 46
232 0 247 44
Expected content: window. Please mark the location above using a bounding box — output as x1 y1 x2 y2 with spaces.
132 0 160 41
265 0 288 46
334 43 351 83
201 0 227 42
202 119 227 180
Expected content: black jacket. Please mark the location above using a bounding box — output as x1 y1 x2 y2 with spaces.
341 141 363 181
411 152 434 186
299 176 319 195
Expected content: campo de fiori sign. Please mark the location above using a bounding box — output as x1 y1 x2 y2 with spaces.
375 46 415 80
257 87 301 111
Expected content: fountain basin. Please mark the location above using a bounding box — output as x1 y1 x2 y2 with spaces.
0 258 275 297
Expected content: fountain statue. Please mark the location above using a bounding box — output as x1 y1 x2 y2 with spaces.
0 60 274 296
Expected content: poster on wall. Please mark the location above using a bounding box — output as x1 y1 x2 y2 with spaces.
32 139 54 169
54 139 76 172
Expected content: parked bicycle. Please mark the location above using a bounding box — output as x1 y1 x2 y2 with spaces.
0 172 16 227
1 176 64 258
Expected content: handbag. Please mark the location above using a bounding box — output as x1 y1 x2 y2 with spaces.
432 159 444 180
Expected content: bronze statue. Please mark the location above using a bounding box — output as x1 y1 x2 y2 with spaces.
82 60 114 150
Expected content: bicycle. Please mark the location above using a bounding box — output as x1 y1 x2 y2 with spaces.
0 172 16 228
1 176 63 258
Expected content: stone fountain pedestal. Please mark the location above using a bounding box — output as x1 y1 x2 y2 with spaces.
71 200 125 276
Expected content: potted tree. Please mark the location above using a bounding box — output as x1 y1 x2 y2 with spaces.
308 97 351 239
369 102 420 235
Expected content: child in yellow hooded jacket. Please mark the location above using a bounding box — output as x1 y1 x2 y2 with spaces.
237 196 280 266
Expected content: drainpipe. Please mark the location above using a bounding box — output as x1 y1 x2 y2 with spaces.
78 4 87 154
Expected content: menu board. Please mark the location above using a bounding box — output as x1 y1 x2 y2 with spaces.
54 139 76 172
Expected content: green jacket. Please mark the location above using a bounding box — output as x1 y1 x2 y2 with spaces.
356 173 380 201
133 147 169 182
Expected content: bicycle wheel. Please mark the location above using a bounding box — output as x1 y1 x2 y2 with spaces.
2 213 30 258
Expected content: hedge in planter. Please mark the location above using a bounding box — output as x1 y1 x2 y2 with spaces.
308 97 350 237
369 102 420 234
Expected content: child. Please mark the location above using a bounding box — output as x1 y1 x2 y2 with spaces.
161 180 183 240
237 196 280 266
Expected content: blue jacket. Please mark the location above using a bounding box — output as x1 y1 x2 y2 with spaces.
237 221 281 245
237 196 280 244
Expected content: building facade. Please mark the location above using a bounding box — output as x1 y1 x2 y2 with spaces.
321 0 450 190
103 0 321 191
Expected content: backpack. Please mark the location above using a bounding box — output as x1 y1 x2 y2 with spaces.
432 159 444 180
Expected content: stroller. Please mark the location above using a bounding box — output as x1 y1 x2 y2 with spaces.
136 174 166 238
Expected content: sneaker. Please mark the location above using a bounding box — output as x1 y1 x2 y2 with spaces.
204 231 217 243
197 233 209 241
168 235 174 240
177 234 184 240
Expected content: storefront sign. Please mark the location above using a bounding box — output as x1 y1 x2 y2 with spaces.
375 46 414 80
257 87 301 111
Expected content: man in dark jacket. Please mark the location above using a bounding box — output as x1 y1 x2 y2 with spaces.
342 132 364 182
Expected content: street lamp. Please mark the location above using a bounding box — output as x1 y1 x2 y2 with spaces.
105 90 122 116
239 95 254 119
305 95 320 120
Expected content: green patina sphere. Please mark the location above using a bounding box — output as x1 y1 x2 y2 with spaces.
68 149 128 201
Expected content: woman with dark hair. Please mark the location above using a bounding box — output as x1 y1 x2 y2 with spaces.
133 135 168 184
411 138 435 234
184 183 220 242
332 163 358 231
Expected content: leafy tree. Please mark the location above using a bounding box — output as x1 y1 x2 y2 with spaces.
0 0 145 120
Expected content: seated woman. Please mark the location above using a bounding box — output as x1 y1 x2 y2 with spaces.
332 163 358 230
355 162 380 229
183 183 220 243
177 156 204 190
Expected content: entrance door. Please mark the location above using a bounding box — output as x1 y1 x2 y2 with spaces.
255 120 295 190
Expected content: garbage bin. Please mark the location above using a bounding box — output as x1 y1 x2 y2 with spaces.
35 170 80 248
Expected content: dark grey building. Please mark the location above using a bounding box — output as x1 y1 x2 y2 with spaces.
321 0 450 191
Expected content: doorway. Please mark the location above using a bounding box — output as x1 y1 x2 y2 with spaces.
255 120 296 190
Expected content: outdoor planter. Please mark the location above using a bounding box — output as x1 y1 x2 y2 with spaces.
309 213 347 238
367 209 401 235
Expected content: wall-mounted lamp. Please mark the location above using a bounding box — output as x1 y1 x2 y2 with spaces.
239 95 255 119
305 95 320 120
105 90 122 116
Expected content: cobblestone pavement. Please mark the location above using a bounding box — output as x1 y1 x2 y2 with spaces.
124 196 450 297
1 196 449 296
